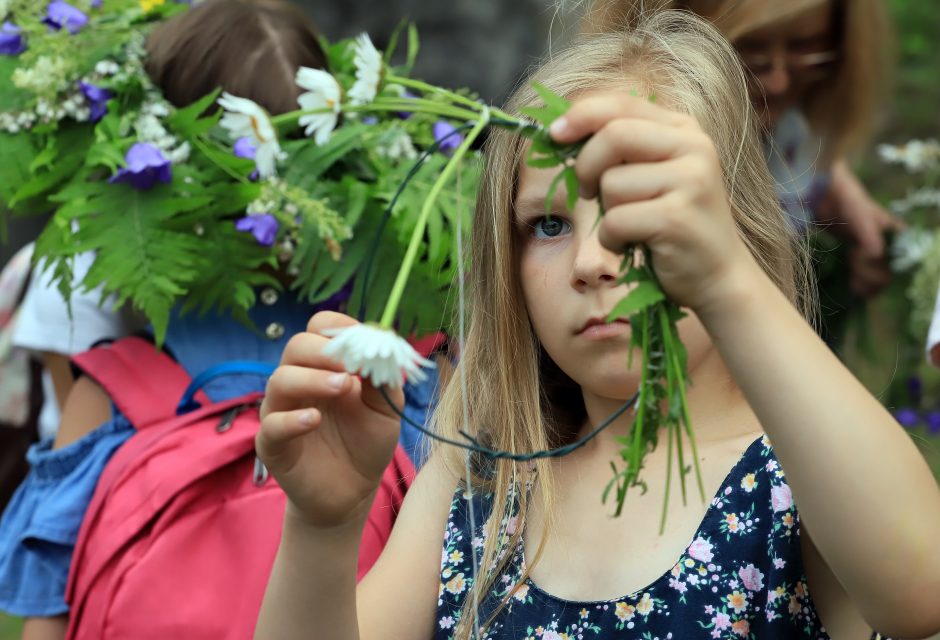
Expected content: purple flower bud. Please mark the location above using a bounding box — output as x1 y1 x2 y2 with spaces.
433 121 463 155
894 408 920 428
0 22 26 56
396 90 419 119
235 214 279 247
44 1 88 34
79 81 112 123
108 143 172 190
926 411 940 436
361 116 379 125
233 137 260 180
907 376 923 405
91 0 102 7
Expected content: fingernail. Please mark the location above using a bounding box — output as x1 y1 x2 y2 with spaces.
298 410 316 426
327 373 347 390
549 116 569 138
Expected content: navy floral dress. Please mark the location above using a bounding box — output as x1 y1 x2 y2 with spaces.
435 435 881 639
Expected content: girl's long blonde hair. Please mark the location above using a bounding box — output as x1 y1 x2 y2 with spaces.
430 10 815 638
584 0 893 162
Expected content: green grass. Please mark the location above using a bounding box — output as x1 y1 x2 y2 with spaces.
0 613 22 640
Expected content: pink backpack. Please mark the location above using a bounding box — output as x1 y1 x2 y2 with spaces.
64 337 415 639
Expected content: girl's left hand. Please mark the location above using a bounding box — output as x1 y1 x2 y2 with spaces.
549 91 759 314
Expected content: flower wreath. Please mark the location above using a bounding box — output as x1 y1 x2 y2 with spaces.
0 0 481 345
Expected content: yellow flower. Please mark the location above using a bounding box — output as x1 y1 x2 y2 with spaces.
782 512 795 528
727 590 748 613
740 473 757 492
140 0 166 11
684 558 695 568
449 550 464 564
615 601 635 622
636 593 654 616
445 573 467 595
579 608 589 619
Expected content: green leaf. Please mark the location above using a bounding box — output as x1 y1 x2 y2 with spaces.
166 88 222 137
606 282 665 321
530 82 572 118
544 170 566 216
563 166 579 212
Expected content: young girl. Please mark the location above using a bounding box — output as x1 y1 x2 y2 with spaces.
254 11 940 640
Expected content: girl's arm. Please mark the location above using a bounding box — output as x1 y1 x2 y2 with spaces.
550 91 940 639
254 312 451 640
695 265 940 639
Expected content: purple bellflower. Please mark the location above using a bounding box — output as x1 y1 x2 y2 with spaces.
108 143 172 190
233 137 260 181
44 1 89 34
79 81 112 123
235 214 279 247
894 408 920 429
433 121 463 155
926 411 940 436
0 22 26 56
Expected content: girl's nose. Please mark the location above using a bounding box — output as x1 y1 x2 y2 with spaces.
571 227 619 290
760 56 791 96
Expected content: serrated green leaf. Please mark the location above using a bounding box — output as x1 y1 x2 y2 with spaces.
606 281 665 321
563 166 579 212
530 82 571 119
544 170 566 216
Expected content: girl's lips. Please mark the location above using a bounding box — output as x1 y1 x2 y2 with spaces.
578 318 630 340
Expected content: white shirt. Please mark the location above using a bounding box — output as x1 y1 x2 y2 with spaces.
12 250 135 439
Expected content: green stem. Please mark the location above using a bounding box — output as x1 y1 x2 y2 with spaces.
378 111 490 328
191 135 249 184
385 74 516 122
666 310 706 503
660 414 674 534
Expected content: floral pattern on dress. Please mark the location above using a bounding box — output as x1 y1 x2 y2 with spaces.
434 435 882 640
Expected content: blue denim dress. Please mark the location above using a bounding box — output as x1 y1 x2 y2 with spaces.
0 292 438 616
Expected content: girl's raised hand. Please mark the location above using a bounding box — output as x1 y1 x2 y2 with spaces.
550 91 759 315
257 311 404 530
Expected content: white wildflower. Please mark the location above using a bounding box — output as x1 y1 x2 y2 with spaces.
891 228 935 272
0 0 10 20
12 56 70 94
321 324 435 389
95 60 120 76
377 128 418 161
878 139 940 173
346 34 383 106
296 66 342 145
889 188 940 216
166 141 192 164
217 92 285 178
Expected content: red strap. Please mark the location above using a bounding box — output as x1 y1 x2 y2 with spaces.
71 337 210 429
408 332 447 359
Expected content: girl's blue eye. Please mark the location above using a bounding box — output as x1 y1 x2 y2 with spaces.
531 216 570 239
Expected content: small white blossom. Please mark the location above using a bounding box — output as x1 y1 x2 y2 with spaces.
321 324 435 389
95 60 120 76
878 139 940 173
889 187 940 216
377 128 417 161
296 66 342 145
217 92 285 178
347 34 382 106
0 0 10 20
891 228 935 271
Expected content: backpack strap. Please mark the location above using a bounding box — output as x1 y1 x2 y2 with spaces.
71 336 210 429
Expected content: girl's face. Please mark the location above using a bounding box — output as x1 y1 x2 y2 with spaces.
734 0 838 128
514 163 715 403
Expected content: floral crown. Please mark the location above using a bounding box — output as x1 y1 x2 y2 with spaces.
0 0 484 344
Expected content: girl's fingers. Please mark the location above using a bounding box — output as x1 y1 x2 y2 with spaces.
307 310 358 335
279 332 348 370
262 365 351 414
596 160 684 207
596 196 678 252
255 408 321 461
549 91 691 144
575 119 711 199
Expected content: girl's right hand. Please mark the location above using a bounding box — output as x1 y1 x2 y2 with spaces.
256 311 404 530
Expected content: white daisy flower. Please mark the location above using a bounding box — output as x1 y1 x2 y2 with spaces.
295 66 342 145
217 92 285 178
346 33 383 106
321 324 435 389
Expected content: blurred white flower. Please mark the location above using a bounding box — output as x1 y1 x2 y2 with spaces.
889 187 940 216
321 324 434 389
891 228 935 272
347 34 382 106
295 66 341 145
878 139 940 173
217 92 285 178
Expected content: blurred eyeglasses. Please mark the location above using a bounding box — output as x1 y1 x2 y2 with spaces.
739 49 839 79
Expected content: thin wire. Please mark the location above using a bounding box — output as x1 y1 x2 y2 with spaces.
357 123 479 319
380 386 638 462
